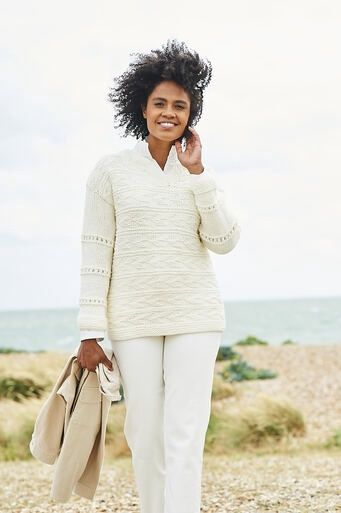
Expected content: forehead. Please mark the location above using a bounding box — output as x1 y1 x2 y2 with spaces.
149 81 190 102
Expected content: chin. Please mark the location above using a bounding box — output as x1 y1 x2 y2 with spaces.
151 133 180 143
163 128 186 140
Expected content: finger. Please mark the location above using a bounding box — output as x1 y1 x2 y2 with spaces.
188 127 199 136
188 127 201 145
104 357 113 370
174 140 183 154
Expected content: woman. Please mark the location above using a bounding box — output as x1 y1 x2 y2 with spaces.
76 39 241 513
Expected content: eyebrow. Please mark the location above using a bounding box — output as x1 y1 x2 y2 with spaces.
152 97 189 105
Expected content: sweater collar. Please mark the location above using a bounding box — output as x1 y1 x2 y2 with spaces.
133 138 178 166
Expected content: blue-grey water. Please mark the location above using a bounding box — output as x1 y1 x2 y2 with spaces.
0 296 340 352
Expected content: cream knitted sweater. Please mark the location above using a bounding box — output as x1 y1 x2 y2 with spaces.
77 138 241 342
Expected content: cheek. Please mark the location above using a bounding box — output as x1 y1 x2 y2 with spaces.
182 112 190 125
147 109 159 121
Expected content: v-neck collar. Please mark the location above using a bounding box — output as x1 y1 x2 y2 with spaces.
133 137 178 172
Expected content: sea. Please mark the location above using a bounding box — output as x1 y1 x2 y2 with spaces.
0 296 340 352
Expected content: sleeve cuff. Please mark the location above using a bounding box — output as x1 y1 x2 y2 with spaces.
187 167 217 194
80 329 105 342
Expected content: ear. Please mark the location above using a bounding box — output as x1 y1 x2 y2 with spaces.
141 104 146 119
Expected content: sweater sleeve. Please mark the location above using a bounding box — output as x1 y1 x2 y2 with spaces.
80 330 105 343
76 156 116 333
188 167 241 254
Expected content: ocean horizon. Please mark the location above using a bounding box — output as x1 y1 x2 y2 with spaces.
0 295 340 352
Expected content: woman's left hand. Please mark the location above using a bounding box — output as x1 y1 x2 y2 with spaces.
174 127 205 174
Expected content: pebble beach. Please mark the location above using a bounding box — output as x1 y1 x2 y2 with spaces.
0 451 340 512
0 344 340 512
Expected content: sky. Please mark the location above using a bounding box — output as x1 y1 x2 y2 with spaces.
1 0 340 311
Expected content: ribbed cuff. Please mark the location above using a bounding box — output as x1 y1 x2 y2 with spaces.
187 167 217 194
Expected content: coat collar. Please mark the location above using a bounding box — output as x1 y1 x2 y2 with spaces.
69 345 121 402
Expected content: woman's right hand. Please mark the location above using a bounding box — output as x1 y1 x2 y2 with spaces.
77 339 113 372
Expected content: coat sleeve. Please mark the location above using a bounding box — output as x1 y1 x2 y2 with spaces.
188 167 241 254
76 156 116 333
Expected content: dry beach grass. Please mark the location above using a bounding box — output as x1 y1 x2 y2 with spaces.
0 344 340 511
229 344 341 447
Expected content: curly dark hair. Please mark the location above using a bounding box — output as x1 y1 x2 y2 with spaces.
107 39 213 142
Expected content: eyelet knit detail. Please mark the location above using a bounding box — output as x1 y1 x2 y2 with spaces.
81 234 114 247
199 222 239 244
197 203 218 212
80 267 111 277
77 145 241 339
79 297 107 306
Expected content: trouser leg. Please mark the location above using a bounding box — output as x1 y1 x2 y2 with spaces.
163 331 223 513
110 336 166 513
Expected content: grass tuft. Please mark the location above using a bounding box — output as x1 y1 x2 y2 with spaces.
324 429 341 449
205 394 306 452
216 345 239 361
0 417 35 461
211 374 237 400
0 377 46 402
234 336 268 346
219 359 277 382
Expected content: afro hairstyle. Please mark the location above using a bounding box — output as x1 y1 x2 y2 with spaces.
107 38 212 142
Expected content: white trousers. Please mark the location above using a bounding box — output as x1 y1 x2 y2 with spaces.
110 331 223 513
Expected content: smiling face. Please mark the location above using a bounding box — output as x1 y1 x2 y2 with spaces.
142 80 191 144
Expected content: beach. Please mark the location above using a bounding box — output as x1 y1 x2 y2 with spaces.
0 344 340 512
218 344 341 447
0 451 340 512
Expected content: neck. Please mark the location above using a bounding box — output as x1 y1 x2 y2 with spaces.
145 135 174 171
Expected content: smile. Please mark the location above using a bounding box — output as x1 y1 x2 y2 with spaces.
157 122 178 128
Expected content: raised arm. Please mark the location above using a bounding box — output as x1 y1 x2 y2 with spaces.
175 127 241 254
188 168 241 254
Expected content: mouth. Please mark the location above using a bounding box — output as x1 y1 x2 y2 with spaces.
157 122 178 129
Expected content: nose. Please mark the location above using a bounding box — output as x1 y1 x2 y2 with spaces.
162 106 176 118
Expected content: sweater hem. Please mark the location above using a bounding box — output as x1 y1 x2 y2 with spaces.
108 321 225 341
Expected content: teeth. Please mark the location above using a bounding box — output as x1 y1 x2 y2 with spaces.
159 122 175 127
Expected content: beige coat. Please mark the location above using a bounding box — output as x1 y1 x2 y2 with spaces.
29 345 122 502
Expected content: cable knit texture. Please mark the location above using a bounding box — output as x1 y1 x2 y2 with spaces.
77 139 241 341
